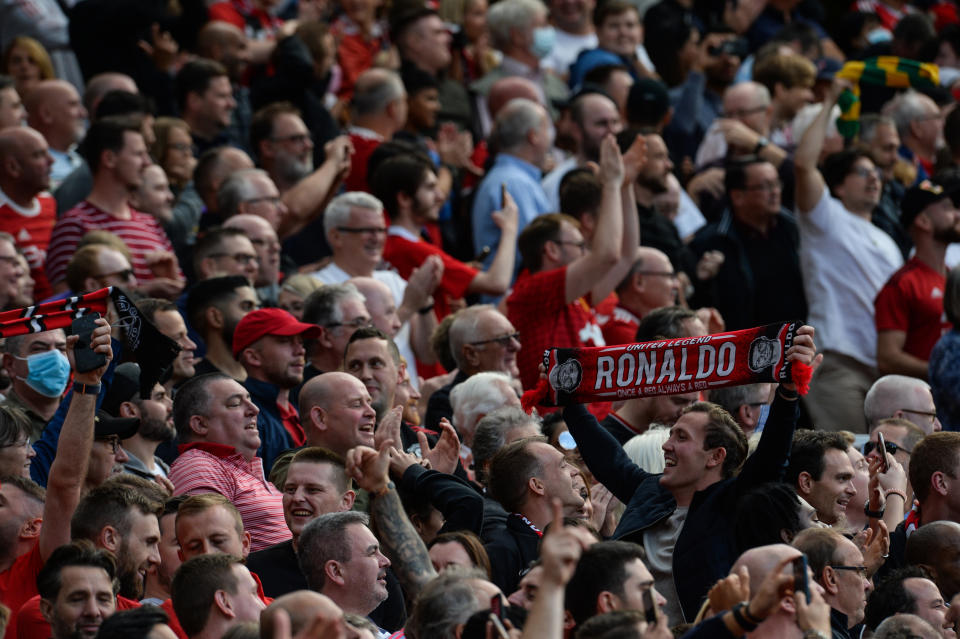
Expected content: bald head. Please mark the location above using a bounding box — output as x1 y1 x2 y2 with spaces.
0 126 51 195
260 591 344 639
224 213 273 237
83 72 138 115
299 372 377 454
0 125 43 158
24 80 86 150
731 544 801 597
348 278 399 338
865 375 939 433
906 521 960 567
488 77 541 119
197 21 246 58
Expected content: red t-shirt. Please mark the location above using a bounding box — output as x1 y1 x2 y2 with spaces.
507 267 605 391
875 257 951 361
602 306 642 346
208 0 282 35
0 542 43 639
344 131 382 193
0 192 56 302
46 201 180 286
383 232 478 320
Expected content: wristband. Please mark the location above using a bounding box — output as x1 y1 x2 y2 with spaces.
741 602 763 625
864 499 885 519
885 490 907 502
73 381 102 395
754 136 769 154
418 303 435 315
731 602 758 632
778 386 799 400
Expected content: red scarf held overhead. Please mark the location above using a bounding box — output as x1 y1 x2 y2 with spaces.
522 321 812 410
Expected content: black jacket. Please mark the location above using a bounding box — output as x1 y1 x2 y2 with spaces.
483 513 543 594
563 391 799 620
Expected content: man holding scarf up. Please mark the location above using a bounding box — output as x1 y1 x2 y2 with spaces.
561 324 819 624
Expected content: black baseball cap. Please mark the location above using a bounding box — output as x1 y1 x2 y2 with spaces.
627 78 670 126
101 362 141 418
901 180 960 227
94 410 140 440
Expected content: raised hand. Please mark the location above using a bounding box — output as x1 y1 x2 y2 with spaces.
416 418 461 475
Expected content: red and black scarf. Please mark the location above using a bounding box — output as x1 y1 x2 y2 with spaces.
0 287 180 398
522 321 812 409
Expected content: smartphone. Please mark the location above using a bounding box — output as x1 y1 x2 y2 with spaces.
641 588 657 624
71 312 107 373
487 614 509 639
877 432 889 473
793 555 810 601
490 594 503 621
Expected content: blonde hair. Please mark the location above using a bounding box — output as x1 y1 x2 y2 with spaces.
2 38 55 83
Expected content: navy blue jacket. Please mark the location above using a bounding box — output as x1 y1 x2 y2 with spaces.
563 391 799 621
244 376 297 473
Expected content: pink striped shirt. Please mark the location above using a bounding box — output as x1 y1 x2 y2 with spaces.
45 201 178 286
170 442 292 552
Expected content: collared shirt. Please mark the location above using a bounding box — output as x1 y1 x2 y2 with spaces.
471 154 550 275
48 147 82 189
170 442 290 552
123 450 170 480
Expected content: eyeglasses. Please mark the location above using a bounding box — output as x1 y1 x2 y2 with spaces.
271 133 312 145
551 239 587 252
97 436 121 454
863 440 912 457
98 268 135 281
851 166 880 180
829 565 869 577
899 407 938 421
168 142 192 153
469 332 520 347
744 180 783 192
336 226 388 236
209 252 258 265
244 196 283 207
637 270 679 279
325 317 373 330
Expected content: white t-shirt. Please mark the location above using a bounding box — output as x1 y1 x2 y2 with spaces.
542 30 598 76
310 262 419 387
643 506 687 624
798 187 903 367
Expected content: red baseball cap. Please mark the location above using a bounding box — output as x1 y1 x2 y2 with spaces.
232 308 322 357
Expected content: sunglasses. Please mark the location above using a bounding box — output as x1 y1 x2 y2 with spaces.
863 440 912 457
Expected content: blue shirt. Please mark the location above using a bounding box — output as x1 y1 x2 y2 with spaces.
471 153 550 273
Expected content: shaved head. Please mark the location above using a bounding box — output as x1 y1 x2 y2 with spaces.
488 77 541 119
260 590 344 638
731 544 801 597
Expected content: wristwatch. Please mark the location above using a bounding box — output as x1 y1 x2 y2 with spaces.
754 136 769 154
864 499 885 519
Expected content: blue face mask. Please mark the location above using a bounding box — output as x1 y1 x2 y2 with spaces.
532 26 556 59
16 349 71 398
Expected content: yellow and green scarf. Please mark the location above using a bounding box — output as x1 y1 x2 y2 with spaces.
834 56 940 138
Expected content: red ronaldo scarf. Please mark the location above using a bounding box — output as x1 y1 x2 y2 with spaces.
522 321 812 409
0 287 180 398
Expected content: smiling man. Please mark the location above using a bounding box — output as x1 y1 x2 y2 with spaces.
233 308 322 471
786 431 858 528
247 447 356 597
169 373 289 552
299 372 377 458
562 325 816 622
38 542 117 639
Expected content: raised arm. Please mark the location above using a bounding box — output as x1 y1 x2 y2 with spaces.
277 136 353 240
590 134 645 303
794 80 848 214
40 317 113 561
565 135 623 304
736 325 821 491
562 403 650 504
346 441 438 602
467 190 518 295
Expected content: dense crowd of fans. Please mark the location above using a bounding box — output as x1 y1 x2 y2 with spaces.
2 0 960 638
